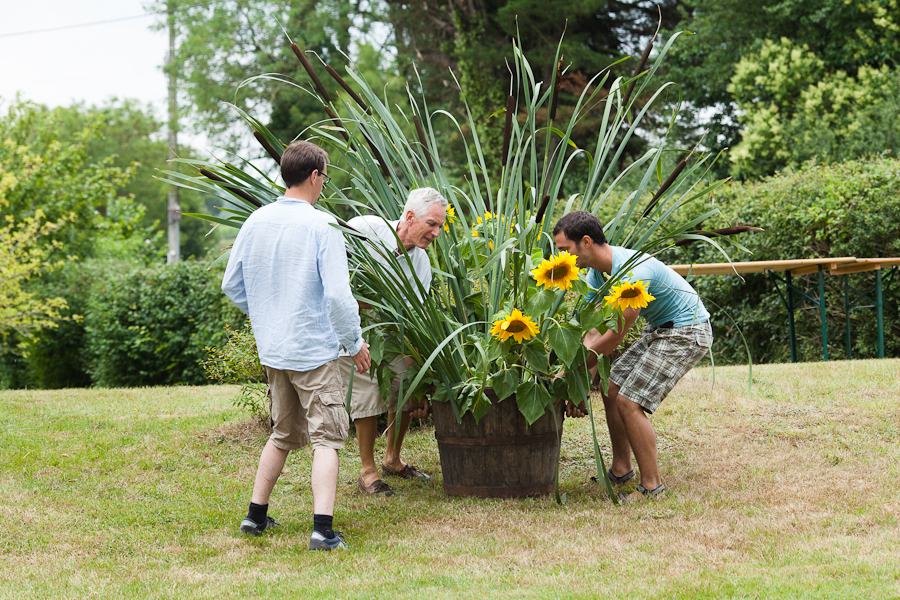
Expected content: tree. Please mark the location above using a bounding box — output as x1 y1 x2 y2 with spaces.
0 99 142 387
51 100 218 258
727 39 900 178
148 0 370 149
0 197 71 340
0 100 137 261
665 0 900 175
385 0 683 174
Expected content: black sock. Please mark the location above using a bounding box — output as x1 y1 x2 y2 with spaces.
247 502 268 524
313 514 334 539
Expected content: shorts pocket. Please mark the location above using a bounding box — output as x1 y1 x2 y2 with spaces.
316 390 350 442
695 326 713 348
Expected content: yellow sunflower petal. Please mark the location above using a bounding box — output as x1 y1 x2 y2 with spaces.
603 280 656 311
490 308 539 343
489 319 506 339
444 205 457 231
531 251 579 290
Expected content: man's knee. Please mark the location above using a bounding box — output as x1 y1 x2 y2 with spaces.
615 394 645 418
600 382 620 407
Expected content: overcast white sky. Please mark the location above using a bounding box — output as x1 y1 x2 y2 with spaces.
1 1 168 109
0 0 213 146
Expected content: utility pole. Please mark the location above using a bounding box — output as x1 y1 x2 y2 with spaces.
166 0 180 264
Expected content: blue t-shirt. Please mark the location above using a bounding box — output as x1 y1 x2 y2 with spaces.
586 246 710 327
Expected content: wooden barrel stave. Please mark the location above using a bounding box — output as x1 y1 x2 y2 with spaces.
432 390 564 498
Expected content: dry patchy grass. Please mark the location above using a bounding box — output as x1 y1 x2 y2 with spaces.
1 361 899 599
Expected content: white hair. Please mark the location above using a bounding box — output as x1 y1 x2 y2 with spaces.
402 187 448 220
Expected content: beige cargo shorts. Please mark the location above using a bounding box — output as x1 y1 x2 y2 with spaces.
338 355 408 421
265 359 349 451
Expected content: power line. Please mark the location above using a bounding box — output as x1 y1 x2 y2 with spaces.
0 14 154 38
0 1 220 39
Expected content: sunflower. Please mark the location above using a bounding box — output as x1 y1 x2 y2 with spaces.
603 280 656 310
531 251 579 290
490 308 540 343
443 205 456 232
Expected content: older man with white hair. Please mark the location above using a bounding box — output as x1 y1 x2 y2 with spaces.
340 187 448 496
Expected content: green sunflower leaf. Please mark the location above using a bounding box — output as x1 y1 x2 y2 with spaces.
491 368 519 401
548 322 582 367
526 288 556 316
515 381 552 426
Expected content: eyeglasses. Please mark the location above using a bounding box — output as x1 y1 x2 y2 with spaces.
321 173 331 186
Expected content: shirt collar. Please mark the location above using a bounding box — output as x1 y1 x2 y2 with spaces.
276 196 311 206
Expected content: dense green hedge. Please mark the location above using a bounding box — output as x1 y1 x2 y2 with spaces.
85 261 244 387
0 260 243 389
662 157 900 364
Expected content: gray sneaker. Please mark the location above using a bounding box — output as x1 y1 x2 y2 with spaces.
239 515 280 536
309 530 348 551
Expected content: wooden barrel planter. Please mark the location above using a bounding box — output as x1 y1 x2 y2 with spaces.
432 388 564 498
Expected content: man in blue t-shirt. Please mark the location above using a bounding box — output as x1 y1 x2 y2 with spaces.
553 211 712 502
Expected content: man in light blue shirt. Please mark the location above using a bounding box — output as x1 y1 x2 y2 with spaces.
222 140 370 551
553 211 712 503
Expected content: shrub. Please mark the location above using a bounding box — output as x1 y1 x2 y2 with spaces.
85 261 244 387
18 261 96 389
201 321 269 421
662 157 900 363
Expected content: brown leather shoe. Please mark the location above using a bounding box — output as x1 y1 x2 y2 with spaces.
381 463 431 481
358 474 394 496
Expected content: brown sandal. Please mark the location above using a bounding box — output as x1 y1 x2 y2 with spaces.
381 463 431 481
358 474 394 496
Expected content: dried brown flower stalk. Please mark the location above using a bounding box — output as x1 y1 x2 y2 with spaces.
253 132 282 165
549 59 563 121
200 169 263 208
641 158 687 218
622 37 654 110
323 106 351 142
323 64 371 115
535 194 552 223
290 43 332 103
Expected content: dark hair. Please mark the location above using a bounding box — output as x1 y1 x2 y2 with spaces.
280 141 329 188
552 211 607 245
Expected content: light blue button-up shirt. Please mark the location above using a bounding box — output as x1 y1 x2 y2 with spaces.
222 197 363 372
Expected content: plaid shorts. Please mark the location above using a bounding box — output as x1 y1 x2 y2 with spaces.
610 320 712 414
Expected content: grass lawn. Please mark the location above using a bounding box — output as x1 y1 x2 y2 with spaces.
1 359 898 599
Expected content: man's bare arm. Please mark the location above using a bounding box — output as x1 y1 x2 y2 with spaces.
583 307 641 370
565 307 641 418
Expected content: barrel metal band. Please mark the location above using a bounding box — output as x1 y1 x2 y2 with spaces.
434 431 560 446
442 483 553 498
